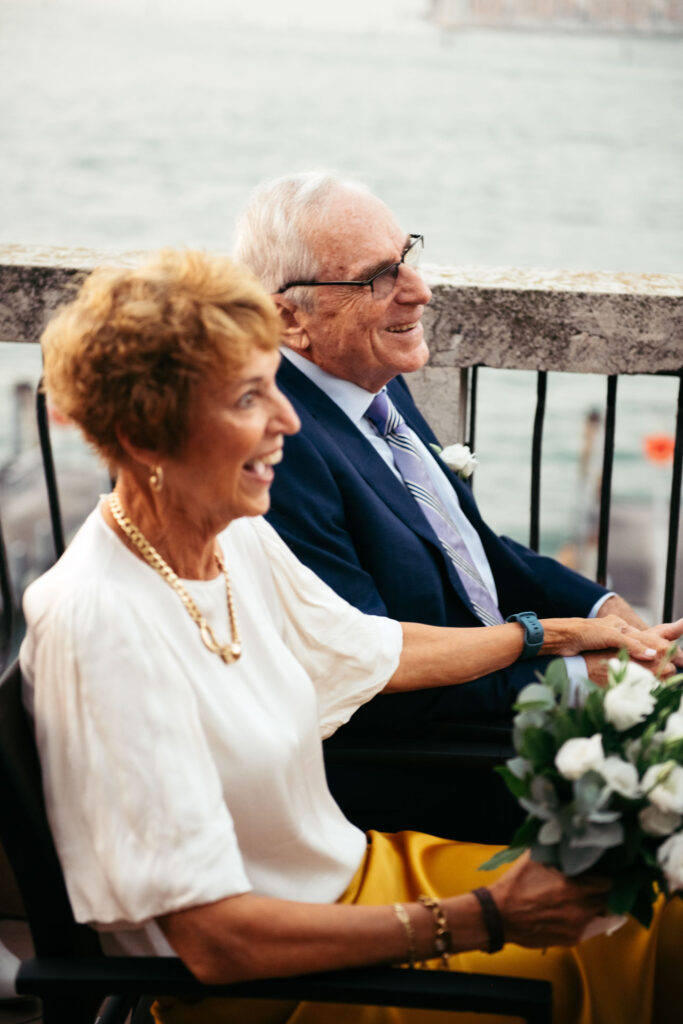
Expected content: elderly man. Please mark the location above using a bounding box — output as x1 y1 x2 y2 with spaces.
232 171 677 742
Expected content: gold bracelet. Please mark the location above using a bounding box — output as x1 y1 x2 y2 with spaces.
418 894 452 969
392 902 417 968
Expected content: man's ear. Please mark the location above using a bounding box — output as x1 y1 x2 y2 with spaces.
272 296 310 352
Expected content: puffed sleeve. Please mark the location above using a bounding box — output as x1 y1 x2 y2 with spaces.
249 517 403 738
22 582 251 928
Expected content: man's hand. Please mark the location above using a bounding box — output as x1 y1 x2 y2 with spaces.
591 596 683 680
595 594 648 629
583 650 618 687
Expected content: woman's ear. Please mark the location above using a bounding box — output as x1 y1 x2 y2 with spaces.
115 424 159 470
273 297 310 352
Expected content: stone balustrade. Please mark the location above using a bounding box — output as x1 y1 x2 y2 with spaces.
1 246 682 442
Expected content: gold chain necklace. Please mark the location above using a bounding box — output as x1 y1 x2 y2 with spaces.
108 492 242 664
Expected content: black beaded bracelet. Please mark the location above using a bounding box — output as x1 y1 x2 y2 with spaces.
472 887 505 953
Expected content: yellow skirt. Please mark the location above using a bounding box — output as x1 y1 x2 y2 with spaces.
151 830 683 1024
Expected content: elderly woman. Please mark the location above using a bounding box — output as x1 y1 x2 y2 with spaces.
20 250 681 1024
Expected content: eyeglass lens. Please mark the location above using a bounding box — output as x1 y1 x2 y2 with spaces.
371 236 423 298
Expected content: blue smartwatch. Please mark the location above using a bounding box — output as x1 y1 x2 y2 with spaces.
505 611 544 661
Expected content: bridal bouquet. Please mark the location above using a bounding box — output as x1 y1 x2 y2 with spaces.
481 651 683 927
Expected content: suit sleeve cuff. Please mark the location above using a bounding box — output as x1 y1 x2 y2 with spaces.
588 592 616 618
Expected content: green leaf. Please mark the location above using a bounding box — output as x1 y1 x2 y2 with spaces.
530 842 560 866
495 764 530 798
583 689 606 731
629 882 657 930
521 727 556 766
539 657 570 700
608 871 648 916
479 845 526 871
574 771 609 816
513 683 555 712
552 709 581 747
509 816 542 847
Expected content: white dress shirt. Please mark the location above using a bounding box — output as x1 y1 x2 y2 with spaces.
21 506 402 954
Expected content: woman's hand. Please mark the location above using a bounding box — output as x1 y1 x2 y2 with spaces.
541 614 671 663
488 852 611 949
647 618 683 668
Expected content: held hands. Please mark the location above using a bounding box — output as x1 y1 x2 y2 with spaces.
488 851 611 949
581 617 683 686
541 614 677 664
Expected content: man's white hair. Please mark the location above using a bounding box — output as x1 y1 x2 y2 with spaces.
232 171 371 310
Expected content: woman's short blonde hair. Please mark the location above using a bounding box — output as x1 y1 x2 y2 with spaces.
41 249 281 464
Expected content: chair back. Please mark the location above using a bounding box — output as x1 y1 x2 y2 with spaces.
0 658 101 959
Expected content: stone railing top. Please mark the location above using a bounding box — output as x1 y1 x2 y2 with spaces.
0 244 150 270
422 263 683 297
1 246 682 375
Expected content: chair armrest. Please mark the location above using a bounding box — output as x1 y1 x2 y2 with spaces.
323 733 514 769
16 957 551 1021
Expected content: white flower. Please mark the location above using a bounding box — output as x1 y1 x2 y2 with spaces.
598 755 640 798
639 805 682 836
555 734 605 781
657 831 683 891
603 660 658 731
641 762 683 815
662 712 683 742
438 443 478 479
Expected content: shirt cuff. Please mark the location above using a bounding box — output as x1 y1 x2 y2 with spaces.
564 655 590 708
588 592 616 618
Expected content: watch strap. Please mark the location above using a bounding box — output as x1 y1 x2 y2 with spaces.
505 611 544 661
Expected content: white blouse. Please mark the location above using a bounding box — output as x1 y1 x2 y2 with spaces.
20 505 402 956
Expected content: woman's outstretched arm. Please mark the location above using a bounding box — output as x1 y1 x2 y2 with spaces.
385 615 681 692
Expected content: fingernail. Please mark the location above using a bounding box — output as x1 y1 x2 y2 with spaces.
645 648 657 657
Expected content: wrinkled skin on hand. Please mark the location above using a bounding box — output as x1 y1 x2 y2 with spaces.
584 616 683 686
489 852 611 949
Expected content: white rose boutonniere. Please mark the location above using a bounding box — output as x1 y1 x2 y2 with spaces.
430 442 478 480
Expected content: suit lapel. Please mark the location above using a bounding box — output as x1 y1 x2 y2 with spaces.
278 360 477 613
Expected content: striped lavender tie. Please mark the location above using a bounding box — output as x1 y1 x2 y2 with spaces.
366 391 503 626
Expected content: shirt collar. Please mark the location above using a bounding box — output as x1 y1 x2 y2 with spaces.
281 347 381 425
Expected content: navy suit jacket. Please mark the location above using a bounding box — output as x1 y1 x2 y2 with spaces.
267 358 609 733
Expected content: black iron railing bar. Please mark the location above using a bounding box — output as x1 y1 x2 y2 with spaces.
529 371 548 553
465 366 478 492
467 366 478 453
596 376 618 587
35 384 66 559
0 511 14 675
662 371 683 621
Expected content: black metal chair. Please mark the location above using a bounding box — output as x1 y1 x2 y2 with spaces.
0 658 551 1024
324 723 521 843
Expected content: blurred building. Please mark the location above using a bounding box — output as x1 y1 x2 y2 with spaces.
429 0 683 33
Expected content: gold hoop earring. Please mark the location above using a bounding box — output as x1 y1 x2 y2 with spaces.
149 465 164 493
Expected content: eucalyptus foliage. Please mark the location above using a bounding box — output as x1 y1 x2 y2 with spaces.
481 651 683 928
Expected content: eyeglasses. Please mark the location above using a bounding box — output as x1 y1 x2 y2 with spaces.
276 234 424 300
